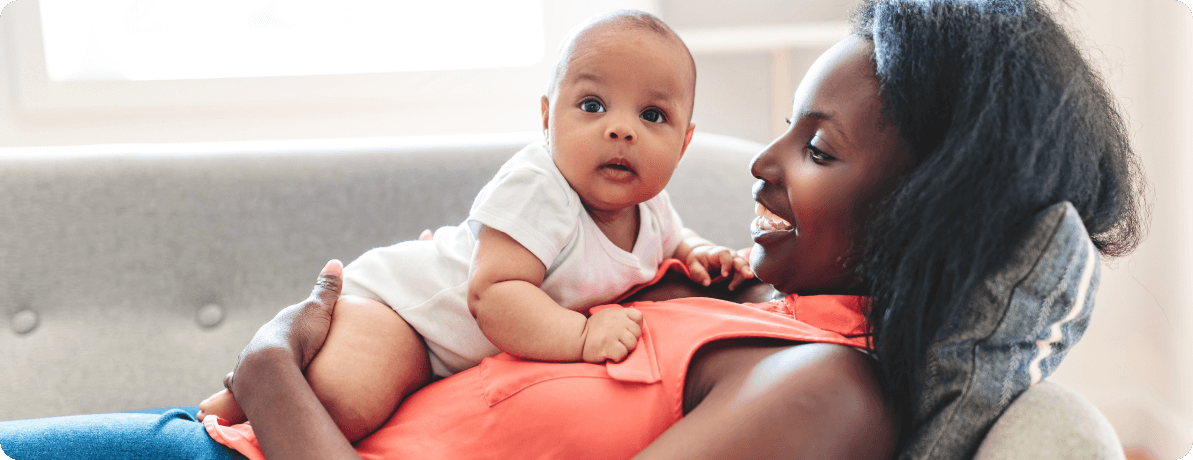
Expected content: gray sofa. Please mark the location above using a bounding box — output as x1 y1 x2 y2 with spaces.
0 132 1122 458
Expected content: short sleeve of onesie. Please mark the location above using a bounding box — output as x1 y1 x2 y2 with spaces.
466 143 581 269
648 190 686 258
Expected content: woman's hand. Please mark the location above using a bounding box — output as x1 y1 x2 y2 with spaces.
227 260 361 460
238 259 341 375
197 258 342 424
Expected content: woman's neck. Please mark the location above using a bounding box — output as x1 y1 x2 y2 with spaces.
585 204 640 253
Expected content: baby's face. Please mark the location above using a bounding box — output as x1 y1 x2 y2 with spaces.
543 26 695 214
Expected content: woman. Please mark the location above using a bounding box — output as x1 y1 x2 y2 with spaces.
0 0 1143 458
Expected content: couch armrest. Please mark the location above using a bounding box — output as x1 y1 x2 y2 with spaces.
974 380 1124 460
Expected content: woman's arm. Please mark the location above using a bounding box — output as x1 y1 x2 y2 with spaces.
635 341 894 460
228 260 361 460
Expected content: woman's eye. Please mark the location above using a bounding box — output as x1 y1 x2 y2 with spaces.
640 109 666 124
580 100 605 113
808 143 835 164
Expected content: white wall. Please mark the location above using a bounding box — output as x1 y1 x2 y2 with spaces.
1045 1 1193 458
0 0 1190 456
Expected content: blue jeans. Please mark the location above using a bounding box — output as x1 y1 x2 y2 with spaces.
0 407 246 460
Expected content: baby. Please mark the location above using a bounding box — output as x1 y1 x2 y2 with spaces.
198 10 752 441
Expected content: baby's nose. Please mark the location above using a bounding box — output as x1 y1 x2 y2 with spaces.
608 131 633 141
605 119 637 142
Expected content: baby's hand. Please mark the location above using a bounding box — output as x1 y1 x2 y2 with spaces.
581 307 643 363
196 387 246 425
685 244 754 290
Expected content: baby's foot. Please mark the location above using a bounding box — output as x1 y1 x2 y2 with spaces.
197 388 246 424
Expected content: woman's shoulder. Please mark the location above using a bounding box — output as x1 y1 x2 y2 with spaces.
639 338 894 459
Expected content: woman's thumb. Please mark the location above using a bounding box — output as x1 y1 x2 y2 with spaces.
311 259 344 306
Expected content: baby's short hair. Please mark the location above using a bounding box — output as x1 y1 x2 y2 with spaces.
547 10 697 115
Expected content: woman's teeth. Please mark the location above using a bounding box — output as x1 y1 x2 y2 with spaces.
754 203 794 231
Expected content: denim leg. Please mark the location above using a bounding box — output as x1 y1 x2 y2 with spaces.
0 408 246 460
124 405 201 418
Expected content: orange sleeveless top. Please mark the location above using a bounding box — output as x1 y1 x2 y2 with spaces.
205 261 870 460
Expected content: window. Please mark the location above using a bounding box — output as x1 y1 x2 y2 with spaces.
38 0 544 81
0 0 657 145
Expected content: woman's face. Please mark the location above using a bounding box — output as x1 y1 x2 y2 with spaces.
749 36 910 295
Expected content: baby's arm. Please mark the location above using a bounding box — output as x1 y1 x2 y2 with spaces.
468 225 642 363
673 228 754 290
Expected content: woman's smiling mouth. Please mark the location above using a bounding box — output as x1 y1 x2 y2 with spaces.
752 202 796 239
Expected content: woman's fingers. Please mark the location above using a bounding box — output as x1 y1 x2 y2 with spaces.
234 260 344 378
309 259 343 312
292 260 344 369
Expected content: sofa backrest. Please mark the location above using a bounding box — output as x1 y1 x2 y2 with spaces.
0 132 763 420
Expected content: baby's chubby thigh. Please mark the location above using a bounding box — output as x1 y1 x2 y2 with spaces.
305 294 432 442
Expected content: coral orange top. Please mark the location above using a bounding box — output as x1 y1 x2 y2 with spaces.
205 260 871 460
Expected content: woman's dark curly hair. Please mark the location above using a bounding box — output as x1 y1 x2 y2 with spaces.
850 0 1147 448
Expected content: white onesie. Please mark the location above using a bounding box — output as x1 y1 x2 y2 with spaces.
341 141 685 378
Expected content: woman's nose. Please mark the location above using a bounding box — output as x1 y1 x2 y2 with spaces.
750 141 780 184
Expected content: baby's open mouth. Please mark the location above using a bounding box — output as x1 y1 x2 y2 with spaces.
599 159 637 182
753 203 794 232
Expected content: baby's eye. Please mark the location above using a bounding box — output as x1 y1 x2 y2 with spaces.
580 100 605 113
640 108 666 124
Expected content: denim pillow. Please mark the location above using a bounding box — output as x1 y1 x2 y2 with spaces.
900 202 1100 459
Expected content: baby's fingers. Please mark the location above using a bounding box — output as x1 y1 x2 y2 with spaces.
717 249 736 279
623 307 643 327
728 270 749 291
606 341 631 362
733 256 753 279
726 256 754 291
610 332 637 362
687 260 712 286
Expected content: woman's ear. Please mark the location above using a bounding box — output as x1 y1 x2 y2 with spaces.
541 95 550 131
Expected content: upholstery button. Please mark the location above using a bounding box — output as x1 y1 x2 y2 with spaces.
196 303 225 328
11 309 38 335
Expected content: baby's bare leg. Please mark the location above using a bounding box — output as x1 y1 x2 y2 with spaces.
305 294 432 442
197 295 430 439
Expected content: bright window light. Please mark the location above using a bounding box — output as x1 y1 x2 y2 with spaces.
38 0 545 81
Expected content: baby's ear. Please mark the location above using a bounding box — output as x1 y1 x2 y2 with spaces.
679 122 696 159
541 96 550 131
